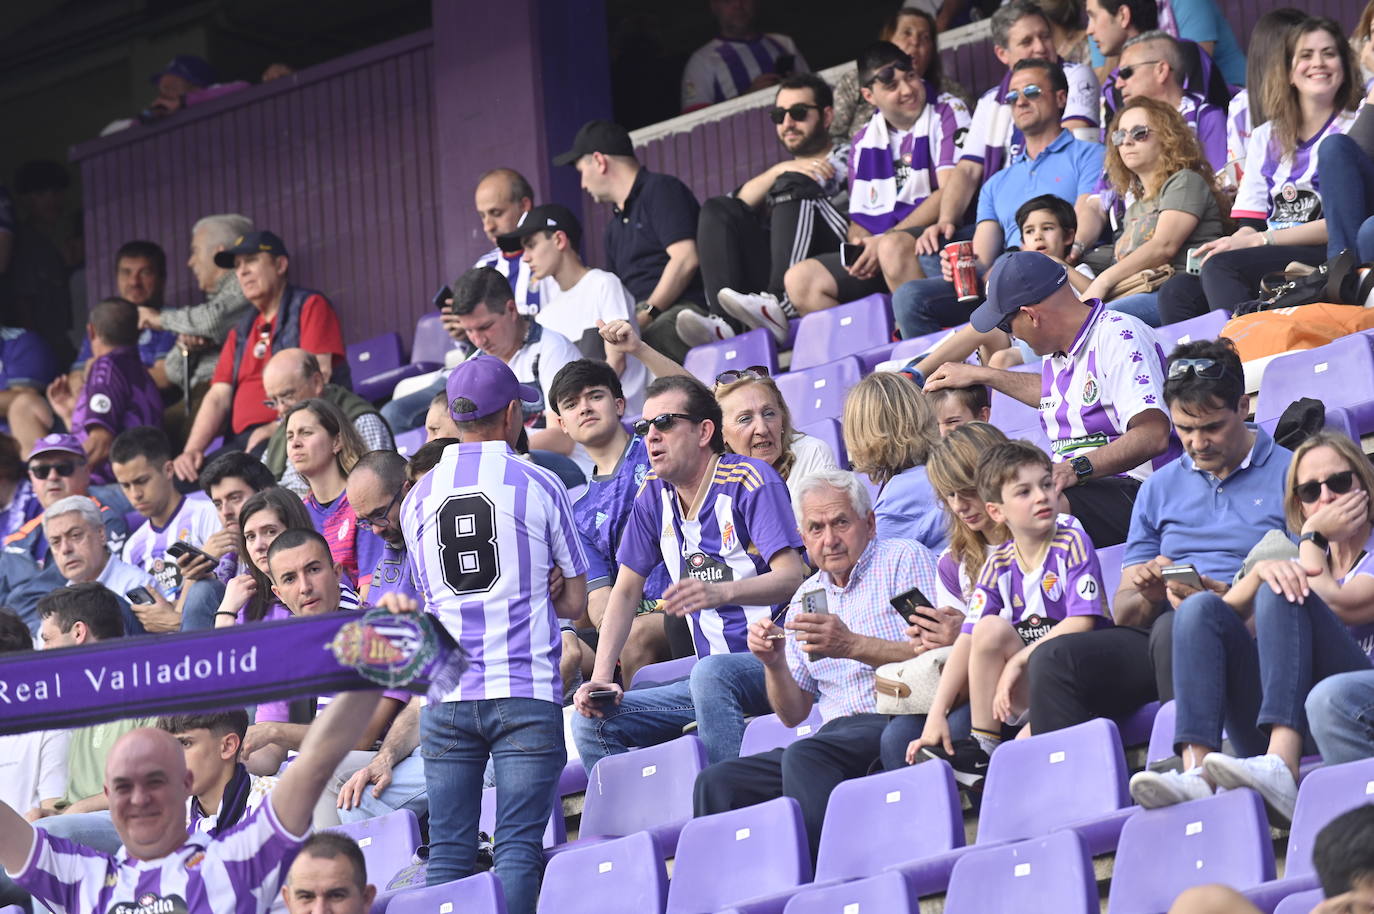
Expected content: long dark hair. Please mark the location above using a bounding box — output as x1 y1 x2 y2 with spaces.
1261 17 1361 158
237 487 313 622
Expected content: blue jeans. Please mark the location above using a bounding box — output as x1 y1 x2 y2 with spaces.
1107 292 1161 327
1307 670 1374 764
878 705 973 771
1319 133 1374 261
571 651 771 772
180 578 225 631
421 698 564 914
382 376 445 434
1172 592 1266 757
337 747 429 825
891 278 971 339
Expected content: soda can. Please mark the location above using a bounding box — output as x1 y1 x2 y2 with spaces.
945 241 980 303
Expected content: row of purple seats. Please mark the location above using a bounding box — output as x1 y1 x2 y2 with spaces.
739 707 824 757
346 313 452 403
1256 332 1374 435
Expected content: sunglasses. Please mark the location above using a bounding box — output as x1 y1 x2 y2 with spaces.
1295 470 1357 504
768 103 820 125
715 366 771 386
1111 125 1152 146
1166 357 1227 381
1004 84 1044 103
1117 59 1163 81
29 461 79 479
632 413 701 437
865 59 915 88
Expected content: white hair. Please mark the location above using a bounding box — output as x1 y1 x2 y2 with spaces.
192 214 255 252
43 496 105 536
790 470 873 525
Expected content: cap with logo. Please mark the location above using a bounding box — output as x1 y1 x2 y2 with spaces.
553 120 635 166
213 231 290 269
445 355 541 422
496 204 583 253
30 433 86 460
969 250 1070 333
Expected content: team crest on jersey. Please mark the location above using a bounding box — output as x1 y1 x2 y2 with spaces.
1081 376 1100 405
1041 571 1062 601
721 522 735 551
634 463 649 487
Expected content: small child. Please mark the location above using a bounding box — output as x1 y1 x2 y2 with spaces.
907 441 1111 787
925 385 991 436
1015 194 1094 297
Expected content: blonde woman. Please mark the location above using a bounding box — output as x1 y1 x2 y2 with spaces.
714 368 836 490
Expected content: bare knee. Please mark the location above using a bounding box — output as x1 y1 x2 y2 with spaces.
987 346 1024 369
785 259 834 314
876 232 916 274
1166 884 1262 914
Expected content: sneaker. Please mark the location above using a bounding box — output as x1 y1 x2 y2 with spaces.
1129 767 1213 809
1203 752 1297 827
675 309 736 348
919 738 992 790
717 288 790 347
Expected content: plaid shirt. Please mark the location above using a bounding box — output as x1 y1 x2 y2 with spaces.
786 537 939 722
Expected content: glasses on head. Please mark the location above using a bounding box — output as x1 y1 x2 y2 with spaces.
1166 358 1228 381
715 366 771 386
768 103 821 125
632 413 701 437
1117 59 1163 81
357 487 405 531
29 461 79 479
1111 124 1152 146
865 58 915 88
1004 84 1044 103
1295 470 1357 504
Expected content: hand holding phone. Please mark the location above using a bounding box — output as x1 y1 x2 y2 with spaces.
167 541 212 565
840 243 865 268
126 586 156 606
890 585 938 625
1160 564 1205 591
433 285 453 312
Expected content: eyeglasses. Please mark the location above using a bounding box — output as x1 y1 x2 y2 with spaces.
1110 124 1152 146
632 413 701 437
715 366 771 386
1117 60 1163 81
1166 358 1228 381
768 104 821 125
262 392 300 410
865 58 915 88
357 487 405 531
1295 470 1357 504
29 461 79 479
1004 84 1044 103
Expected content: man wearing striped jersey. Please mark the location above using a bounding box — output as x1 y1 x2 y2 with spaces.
0 685 385 914
397 355 587 914
572 375 806 772
681 0 809 113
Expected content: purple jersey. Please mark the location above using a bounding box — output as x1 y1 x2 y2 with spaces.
304 490 385 596
618 454 802 657
964 515 1111 641
402 440 588 704
121 495 221 599
572 435 669 600
1338 530 1374 660
367 543 420 603
72 346 163 481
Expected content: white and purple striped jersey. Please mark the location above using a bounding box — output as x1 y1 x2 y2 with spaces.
935 544 994 613
474 247 555 317
1041 301 1179 480
617 454 802 657
681 34 809 111
958 61 1101 176
1226 88 1250 166
1232 111 1357 229
402 440 588 705
963 514 1110 640
121 495 221 599
10 798 304 914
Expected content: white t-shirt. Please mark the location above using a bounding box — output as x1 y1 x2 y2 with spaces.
537 268 648 416
787 433 838 489
0 728 69 811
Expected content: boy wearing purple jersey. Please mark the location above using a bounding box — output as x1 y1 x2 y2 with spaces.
909 442 1111 788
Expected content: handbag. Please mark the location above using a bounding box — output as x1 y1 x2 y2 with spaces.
874 646 953 715
1235 248 1369 315
1105 265 1174 301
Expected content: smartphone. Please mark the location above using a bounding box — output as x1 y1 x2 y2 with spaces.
800 589 829 615
840 243 865 268
1185 247 1204 275
588 689 618 702
1161 564 1205 590
433 285 453 311
167 541 212 564
890 585 939 625
774 53 796 77
126 586 156 606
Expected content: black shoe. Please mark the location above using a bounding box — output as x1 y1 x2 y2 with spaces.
920 738 991 790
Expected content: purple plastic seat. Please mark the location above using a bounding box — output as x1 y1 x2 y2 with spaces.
1258 404 1360 444
890 327 960 363
348 332 406 401
1107 789 1276 914
1256 334 1374 435
629 655 697 689
328 808 421 889
1153 309 1232 352
774 357 863 429
790 295 894 371
479 785 566 848
740 707 824 757
537 832 667 914
666 796 812 914
387 873 506 914
361 314 450 398
558 758 588 798
1096 543 1125 612
778 873 909 914
683 329 780 386
796 419 848 470
1273 889 1325 914
394 427 426 457
1117 701 1160 749
944 831 1098 914
1147 700 1178 765
855 342 897 372
989 389 1042 437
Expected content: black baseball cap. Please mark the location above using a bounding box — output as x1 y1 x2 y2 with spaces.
553 120 635 166
969 251 1069 333
496 204 583 253
213 230 289 269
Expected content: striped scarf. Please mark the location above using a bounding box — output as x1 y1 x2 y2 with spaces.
848 106 934 234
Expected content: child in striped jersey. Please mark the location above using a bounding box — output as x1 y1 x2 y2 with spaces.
908 441 1111 787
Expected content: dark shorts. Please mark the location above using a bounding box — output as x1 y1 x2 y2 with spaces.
1063 475 1143 548
814 226 925 302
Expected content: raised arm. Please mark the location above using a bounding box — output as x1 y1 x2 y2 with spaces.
270 689 384 837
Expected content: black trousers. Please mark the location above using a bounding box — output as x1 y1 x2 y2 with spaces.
1027 612 1174 734
696 182 847 317
1063 475 1142 548
1156 244 1328 324
693 712 887 862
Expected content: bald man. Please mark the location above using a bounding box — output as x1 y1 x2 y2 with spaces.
281 833 375 914
0 690 385 914
260 348 394 494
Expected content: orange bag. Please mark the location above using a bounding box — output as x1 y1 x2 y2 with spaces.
1220 304 1374 363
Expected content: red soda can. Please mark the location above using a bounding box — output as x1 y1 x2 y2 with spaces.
945 241 980 303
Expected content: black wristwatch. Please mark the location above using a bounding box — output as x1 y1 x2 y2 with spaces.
1070 455 1093 485
1300 530 1330 551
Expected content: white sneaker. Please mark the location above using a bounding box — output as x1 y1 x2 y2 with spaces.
1129 767 1214 809
717 288 790 347
675 310 736 348
1203 752 1297 826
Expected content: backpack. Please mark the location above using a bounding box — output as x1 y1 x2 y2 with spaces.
1235 249 1370 315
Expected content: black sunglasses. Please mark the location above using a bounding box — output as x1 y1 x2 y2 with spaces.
715 366 771 386
768 103 820 125
1167 358 1228 381
1110 125 1152 147
1117 59 1163 82
1005 84 1044 103
29 461 79 479
1295 470 1357 504
632 413 701 437
865 58 915 88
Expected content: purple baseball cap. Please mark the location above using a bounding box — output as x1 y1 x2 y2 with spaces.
445 355 540 422
30 433 85 460
149 55 217 88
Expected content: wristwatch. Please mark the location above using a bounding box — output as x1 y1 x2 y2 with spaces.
1299 530 1330 551
1070 455 1093 485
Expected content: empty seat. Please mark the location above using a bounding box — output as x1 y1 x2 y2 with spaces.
410 312 456 366
394 427 426 457
989 389 1042 437
1107 789 1276 914
629 655 697 689
683 329 780 386
790 294 894 371
1256 334 1374 434
666 797 812 913
779 872 910 914
329 808 421 888
740 708 824 757
796 419 848 470
1117 701 1161 749
387 872 506 914
537 832 667 914
775 357 863 428
479 785 566 848
1153 310 1232 352
348 332 406 401
889 327 959 364
944 831 1098 914
1274 889 1325 914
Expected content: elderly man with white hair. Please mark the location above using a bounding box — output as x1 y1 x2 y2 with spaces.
692 469 945 862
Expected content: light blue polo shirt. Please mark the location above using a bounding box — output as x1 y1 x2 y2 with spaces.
1123 424 1292 581
975 129 1105 247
